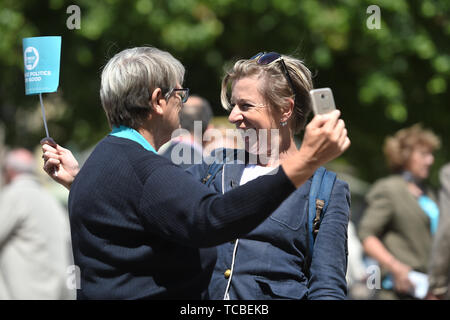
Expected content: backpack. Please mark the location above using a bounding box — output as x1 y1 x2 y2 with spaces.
307 166 337 257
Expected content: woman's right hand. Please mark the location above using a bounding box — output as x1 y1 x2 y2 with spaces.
391 260 415 294
282 110 350 188
300 109 350 168
41 140 79 190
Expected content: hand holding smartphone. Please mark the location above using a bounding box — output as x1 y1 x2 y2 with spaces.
309 88 337 115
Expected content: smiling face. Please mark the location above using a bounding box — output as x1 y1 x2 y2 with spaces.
228 76 283 155
405 144 435 180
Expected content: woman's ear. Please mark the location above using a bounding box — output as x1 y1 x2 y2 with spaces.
281 97 294 122
150 88 164 116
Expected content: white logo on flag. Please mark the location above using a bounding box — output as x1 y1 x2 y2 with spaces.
24 46 39 70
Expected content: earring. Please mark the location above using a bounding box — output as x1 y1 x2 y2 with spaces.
280 121 287 127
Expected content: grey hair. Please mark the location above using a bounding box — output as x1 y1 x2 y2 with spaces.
4 148 36 174
221 54 313 134
100 46 185 129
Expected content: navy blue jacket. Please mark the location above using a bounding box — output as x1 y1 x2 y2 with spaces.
68 136 296 299
188 150 350 299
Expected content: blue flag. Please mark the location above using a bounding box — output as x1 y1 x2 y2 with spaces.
22 36 62 95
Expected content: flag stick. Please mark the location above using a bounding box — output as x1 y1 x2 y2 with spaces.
39 93 57 176
39 93 50 138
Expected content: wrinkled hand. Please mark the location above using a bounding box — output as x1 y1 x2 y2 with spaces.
41 138 79 190
299 109 350 168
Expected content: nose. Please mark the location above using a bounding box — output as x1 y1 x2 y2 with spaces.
228 105 243 125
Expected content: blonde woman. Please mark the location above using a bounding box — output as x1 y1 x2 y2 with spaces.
189 52 350 299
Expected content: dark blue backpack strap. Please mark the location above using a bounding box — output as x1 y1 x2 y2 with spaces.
308 167 326 255
201 162 223 187
316 169 337 215
201 149 231 187
307 167 337 257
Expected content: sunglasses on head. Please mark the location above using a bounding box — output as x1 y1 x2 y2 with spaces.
250 52 297 101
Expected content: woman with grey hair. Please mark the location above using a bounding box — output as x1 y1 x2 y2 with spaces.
42 47 350 299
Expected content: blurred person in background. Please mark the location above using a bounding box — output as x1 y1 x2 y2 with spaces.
346 220 371 299
0 148 74 299
427 163 450 300
159 94 213 169
358 124 441 300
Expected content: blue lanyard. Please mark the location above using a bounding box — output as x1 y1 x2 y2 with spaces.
418 195 440 235
109 126 157 154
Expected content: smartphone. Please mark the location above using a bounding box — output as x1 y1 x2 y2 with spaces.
309 88 336 115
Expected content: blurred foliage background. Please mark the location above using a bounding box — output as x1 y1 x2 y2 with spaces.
0 0 449 191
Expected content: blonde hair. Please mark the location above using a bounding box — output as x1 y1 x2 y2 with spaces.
100 47 185 129
220 54 313 134
383 123 441 172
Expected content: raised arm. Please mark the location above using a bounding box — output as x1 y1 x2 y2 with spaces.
42 110 349 192
139 110 350 247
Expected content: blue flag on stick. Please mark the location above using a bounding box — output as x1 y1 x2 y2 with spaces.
22 36 61 95
22 36 62 155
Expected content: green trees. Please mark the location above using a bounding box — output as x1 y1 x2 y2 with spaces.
0 0 449 184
